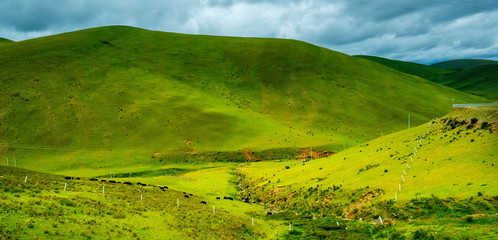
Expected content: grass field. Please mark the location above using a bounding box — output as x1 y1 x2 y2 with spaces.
1 26 496 239
0 26 487 173
0 165 286 239
237 106 498 238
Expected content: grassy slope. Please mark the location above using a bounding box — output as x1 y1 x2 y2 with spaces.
0 37 13 45
358 56 498 100
354 55 455 81
238 106 498 238
239 105 497 205
0 165 283 239
434 65 498 100
431 59 498 70
0 26 487 173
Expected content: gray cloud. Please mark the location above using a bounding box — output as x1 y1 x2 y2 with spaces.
0 0 497 64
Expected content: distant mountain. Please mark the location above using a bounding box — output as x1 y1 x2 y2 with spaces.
0 26 486 170
431 59 498 70
354 55 455 81
358 56 498 100
434 64 498 100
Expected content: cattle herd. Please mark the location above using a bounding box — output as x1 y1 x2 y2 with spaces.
64 175 236 205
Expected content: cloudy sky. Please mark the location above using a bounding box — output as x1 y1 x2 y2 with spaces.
1 0 497 64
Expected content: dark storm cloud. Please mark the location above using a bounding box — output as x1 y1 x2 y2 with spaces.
0 0 497 63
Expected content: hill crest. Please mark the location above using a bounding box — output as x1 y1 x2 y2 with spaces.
0 26 487 170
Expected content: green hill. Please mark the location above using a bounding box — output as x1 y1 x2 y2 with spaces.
358 56 498 100
0 37 13 45
0 26 486 173
434 65 498 100
354 55 455 81
239 105 498 238
431 59 498 70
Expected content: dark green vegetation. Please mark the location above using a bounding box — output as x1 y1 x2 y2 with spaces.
433 64 498 100
0 37 13 45
354 55 455 82
0 26 486 172
431 59 498 70
0 165 273 239
357 56 498 100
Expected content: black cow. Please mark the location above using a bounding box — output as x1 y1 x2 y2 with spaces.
223 196 234 200
89 178 98 181
109 180 116 183
184 195 190 198
123 182 132 185
64 177 72 180
200 201 207 204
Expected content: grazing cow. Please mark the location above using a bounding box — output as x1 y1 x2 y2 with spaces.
64 177 72 180
75 177 81 180
266 212 273 215
109 180 116 183
216 197 220 200
100 180 107 182
184 195 190 198
89 178 98 181
223 196 234 200
200 201 207 204
123 182 132 185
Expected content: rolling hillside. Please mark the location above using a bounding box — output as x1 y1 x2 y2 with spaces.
0 26 487 172
238 105 498 238
431 59 498 70
239 105 497 201
434 65 498 100
0 165 282 239
354 55 455 81
0 37 13 45
358 56 498 100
